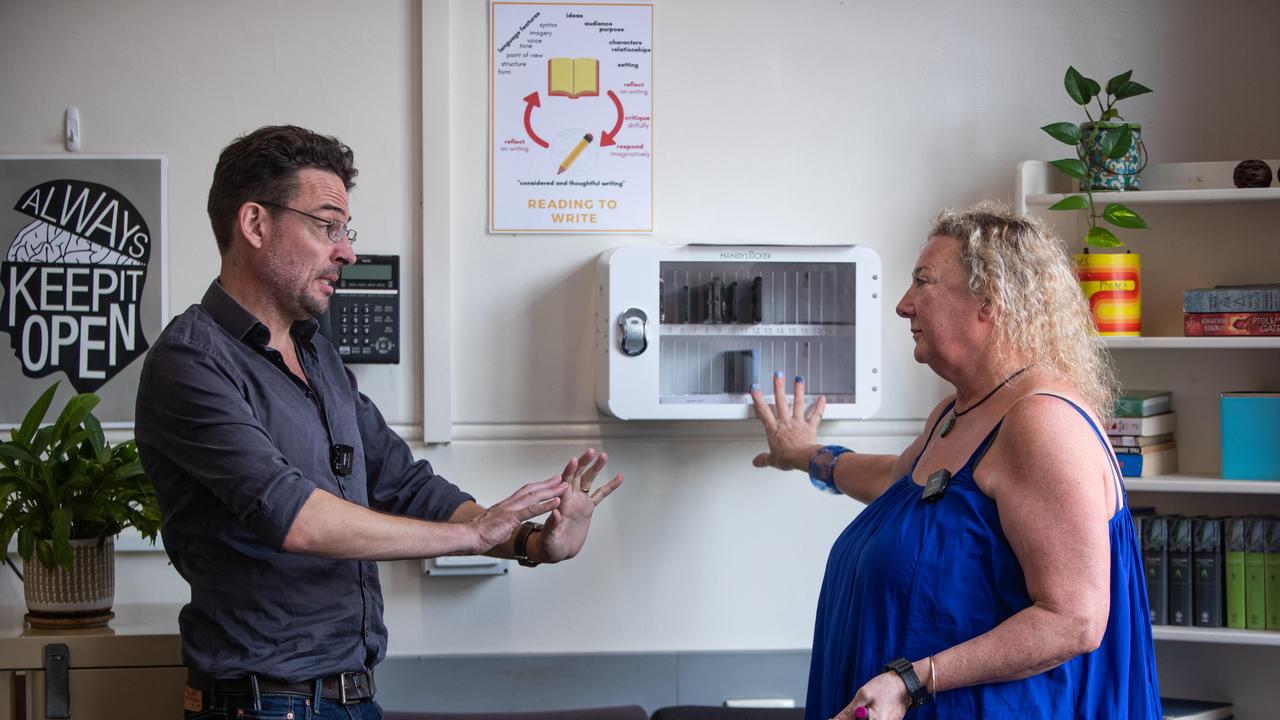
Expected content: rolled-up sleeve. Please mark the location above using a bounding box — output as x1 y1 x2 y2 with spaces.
138 339 316 550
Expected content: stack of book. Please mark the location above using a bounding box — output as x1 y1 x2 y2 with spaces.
1184 283 1280 336
1107 390 1176 477
1139 514 1280 631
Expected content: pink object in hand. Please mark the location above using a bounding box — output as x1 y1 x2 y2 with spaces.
853 707 868 719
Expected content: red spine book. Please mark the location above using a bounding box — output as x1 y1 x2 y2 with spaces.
1184 312 1280 336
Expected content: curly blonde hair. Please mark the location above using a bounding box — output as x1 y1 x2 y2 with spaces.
929 202 1118 417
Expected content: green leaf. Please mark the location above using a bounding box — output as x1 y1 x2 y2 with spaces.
1107 126 1134 160
1064 66 1089 105
1085 226 1124 248
1041 122 1081 145
1098 129 1119 158
0 444 41 466
1050 158 1089 180
1102 204 1148 229
16 383 58 448
1082 76 1102 103
83 412 105 456
1106 70 1133 96
1114 80 1153 100
1048 195 1090 211
52 394 100 446
1100 109 1119 122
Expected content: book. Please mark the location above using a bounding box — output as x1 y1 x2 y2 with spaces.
1220 393 1280 480
1160 696 1234 719
1113 390 1172 418
547 57 599 99
1109 432 1175 448
1168 517 1194 626
1267 519 1280 630
1184 311 1280 336
1184 282 1280 313
1114 441 1176 455
1105 412 1176 436
1192 517 1224 627
1143 516 1169 625
1116 447 1178 477
1245 518 1267 629
1226 518 1246 629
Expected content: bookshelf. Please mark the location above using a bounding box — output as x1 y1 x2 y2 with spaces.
1018 159 1280 718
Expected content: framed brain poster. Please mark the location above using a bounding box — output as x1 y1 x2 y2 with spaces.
489 2 654 233
0 155 167 426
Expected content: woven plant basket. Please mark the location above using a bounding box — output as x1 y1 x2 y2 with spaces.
24 536 115 628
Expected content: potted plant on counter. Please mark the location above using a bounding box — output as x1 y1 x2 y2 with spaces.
0 383 160 628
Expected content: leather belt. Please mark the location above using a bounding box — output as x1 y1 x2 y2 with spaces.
187 668 376 704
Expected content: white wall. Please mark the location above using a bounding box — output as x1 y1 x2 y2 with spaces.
3 0 1280 656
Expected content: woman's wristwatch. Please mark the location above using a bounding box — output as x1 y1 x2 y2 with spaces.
884 657 930 709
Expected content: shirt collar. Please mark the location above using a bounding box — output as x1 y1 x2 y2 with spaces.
201 280 320 346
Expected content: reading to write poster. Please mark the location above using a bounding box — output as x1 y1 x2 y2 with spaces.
490 2 653 233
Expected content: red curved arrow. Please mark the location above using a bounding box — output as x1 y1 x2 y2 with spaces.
600 90 624 147
523 92 548 148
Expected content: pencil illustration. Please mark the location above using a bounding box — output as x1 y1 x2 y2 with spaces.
558 132 593 175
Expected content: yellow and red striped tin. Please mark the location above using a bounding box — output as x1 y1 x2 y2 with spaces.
1075 252 1141 336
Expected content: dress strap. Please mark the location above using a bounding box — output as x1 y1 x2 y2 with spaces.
908 400 957 473
1033 392 1126 514
963 419 1007 474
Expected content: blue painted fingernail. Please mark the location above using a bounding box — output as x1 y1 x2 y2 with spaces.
795 375 804 383
774 371 783 379
750 383 759 391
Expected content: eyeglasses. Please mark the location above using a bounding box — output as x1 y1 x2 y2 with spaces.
258 201 358 245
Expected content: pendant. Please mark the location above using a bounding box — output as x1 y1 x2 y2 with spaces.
940 414 956 438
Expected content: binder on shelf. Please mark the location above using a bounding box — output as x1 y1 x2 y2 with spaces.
1267 518 1280 630
1192 518 1225 627
1221 392 1280 480
1143 516 1169 625
1225 518 1247 629
1245 518 1268 629
1167 517 1194 626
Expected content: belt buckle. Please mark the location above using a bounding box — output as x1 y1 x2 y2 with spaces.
339 671 363 705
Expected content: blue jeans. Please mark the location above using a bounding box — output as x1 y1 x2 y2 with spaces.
184 692 384 720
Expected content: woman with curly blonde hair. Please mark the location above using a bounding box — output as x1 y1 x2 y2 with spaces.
751 203 1160 719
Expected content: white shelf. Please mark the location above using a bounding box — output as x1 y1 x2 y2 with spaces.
1026 186 1280 207
660 323 854 337
1104 336 1280 350
1126 476 1280 494
1152 626 1280 646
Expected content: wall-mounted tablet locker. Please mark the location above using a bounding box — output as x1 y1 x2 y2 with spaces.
596 245 882 420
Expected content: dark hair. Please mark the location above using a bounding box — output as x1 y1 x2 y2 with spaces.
207 125 358 254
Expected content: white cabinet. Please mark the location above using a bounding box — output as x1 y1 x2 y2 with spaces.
1018 159 1280 720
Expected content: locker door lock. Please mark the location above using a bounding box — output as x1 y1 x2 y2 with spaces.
617 308 648 357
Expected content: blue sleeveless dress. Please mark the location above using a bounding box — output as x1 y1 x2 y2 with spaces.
806 394 1161 719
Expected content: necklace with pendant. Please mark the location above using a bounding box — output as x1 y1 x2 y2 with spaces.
939 367 1028 438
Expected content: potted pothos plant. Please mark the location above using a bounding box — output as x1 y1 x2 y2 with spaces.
0 383 160 627
1041 66 1153 248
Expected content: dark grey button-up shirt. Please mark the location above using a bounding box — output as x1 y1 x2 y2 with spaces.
135 281 472 681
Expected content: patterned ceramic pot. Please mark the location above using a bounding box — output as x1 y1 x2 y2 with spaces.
1080 122 1145 191
24 536 115 626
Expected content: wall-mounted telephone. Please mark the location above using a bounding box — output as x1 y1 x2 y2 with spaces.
318 254 400 364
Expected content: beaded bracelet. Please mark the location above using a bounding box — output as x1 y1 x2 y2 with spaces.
807 445 852 494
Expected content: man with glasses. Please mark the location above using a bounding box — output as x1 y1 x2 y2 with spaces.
135 125 624 719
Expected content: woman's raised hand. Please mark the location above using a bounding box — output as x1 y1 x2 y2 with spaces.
750 372 826 472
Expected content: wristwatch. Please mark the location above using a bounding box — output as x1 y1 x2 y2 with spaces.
884 657 930 709
514 521 544 567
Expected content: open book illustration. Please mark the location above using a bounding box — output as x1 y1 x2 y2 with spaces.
548 57 600 99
